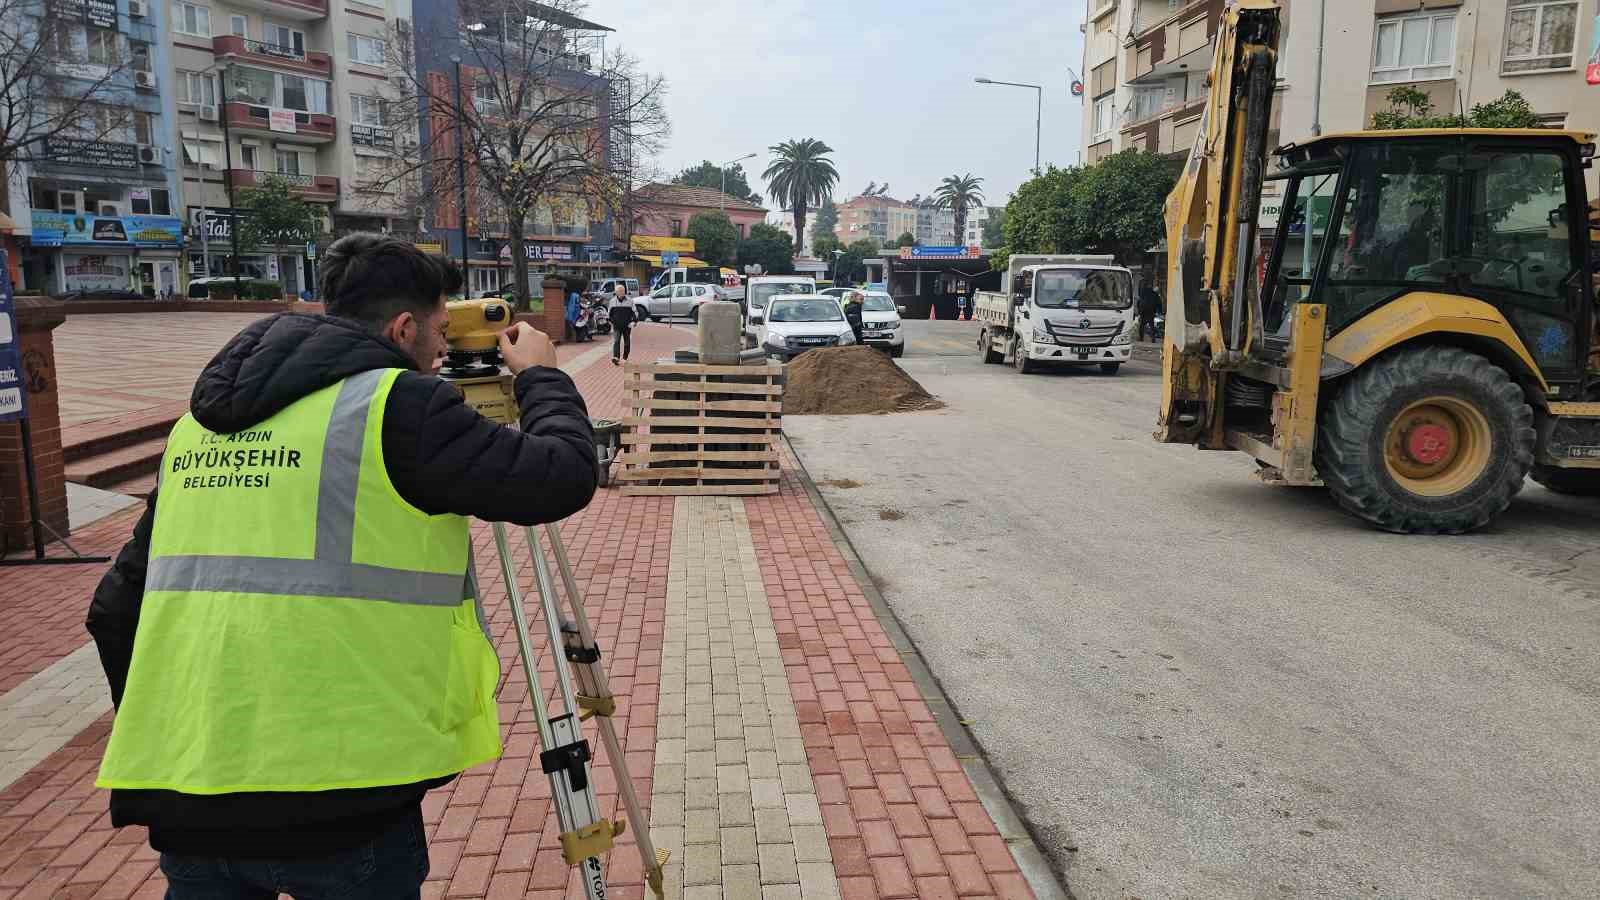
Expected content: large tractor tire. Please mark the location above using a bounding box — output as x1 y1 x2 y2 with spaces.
1316 346 1534 534
1529 465 1600 496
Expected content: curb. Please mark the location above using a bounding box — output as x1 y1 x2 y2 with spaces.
781 434 1075 900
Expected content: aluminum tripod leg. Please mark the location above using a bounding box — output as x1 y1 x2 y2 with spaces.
491 522 611 900
535 523 670 898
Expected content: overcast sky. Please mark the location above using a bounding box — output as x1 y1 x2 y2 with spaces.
589 0 1089 217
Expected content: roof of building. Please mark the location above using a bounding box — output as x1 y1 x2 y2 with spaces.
526 1 613 32
639 183 767 213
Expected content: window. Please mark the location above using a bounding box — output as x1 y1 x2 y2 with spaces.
1464 151 1573 301
274 149 306 175
178 70 217 106
737 223 746 239
1371 10 1455 83
470 267 499 297
669 218 683 237
130 41 152 72
240 144 259 169
230 14 246 36
350 94 385 126
474 79 499 108
1503 1 1579 73
1092 95 1114 138
348 33 386 65
134 111 154 144
86 27 119 65
131 188 172 216
265 24 305 58
172 1 211 36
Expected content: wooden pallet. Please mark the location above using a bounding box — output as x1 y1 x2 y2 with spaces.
619 363 784 496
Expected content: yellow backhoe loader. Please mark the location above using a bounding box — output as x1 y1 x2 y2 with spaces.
1158 0 1600 534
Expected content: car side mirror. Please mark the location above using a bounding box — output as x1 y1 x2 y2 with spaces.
750 310 764 323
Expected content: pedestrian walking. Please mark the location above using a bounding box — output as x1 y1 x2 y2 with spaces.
86 233 597 900
608 282 636 365
1137 281 1162 342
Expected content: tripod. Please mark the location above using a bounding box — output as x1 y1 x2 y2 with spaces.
488 519 668 899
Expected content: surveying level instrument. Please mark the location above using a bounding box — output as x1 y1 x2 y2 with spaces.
442 301 669 899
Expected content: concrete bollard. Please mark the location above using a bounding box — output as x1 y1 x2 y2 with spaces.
697 301 744 365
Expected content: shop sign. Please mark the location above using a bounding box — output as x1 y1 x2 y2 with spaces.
63 253 131 293
499 242 575 261
269 109 297 133
84 0 116 27
901 245 980 259
39 137 138 170
630 235 694 253
412 241 444 254
0 249 25 423
31 211 184 248
351 124 396 151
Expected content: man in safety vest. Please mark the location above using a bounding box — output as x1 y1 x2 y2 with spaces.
86 233 597 898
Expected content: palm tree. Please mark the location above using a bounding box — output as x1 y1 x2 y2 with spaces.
934 174 985 246
763 139 839 254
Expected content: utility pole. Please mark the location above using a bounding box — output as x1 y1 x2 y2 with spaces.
217 65 242 297
720 152 757 212
452 56 470 282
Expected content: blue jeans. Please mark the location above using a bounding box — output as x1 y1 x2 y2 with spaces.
159 811 429 899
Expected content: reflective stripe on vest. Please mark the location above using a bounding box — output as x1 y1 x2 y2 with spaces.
96 367 502 794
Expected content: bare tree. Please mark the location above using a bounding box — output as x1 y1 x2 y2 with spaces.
373 0 669 309
0 0 135 176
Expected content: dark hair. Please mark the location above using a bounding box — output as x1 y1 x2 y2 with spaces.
319 232 463 328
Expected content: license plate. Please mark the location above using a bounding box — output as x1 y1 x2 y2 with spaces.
1072 347 1093 358
865 331 887 338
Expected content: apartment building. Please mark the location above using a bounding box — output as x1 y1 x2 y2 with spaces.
6 0 185 296
914 200 957 246
839 194 917 247
167 0 415 294
964 204 992 247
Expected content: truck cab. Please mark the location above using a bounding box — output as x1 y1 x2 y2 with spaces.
973 255 1137 374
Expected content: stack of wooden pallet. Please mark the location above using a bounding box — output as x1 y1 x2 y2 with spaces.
617 362 783 496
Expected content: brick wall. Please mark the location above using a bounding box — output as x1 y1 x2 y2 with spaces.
0 297 69 554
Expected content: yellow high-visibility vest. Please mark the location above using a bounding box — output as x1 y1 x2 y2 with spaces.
98 368 501 793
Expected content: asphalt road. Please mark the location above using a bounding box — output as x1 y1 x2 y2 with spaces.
783 320 1600 900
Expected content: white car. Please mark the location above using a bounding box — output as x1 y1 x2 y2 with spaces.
758 294 857 361
856 291 905 358
638 282 723 322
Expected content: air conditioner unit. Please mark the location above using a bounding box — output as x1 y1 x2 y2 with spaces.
98 202 121 217
56 191 82 213
127 0 146 16
138 145 160 164
135 70 156 89
199 104 219 121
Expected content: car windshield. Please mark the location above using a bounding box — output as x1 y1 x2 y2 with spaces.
1034 269 1132 309
750 282 813 309
768 299 843 322
862 293 896 312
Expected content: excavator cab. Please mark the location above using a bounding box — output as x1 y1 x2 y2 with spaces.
1156 0 1600 534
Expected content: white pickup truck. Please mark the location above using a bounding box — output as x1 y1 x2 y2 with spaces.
973 254 1136 374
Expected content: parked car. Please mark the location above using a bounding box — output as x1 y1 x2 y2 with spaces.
818 287 851 301
857 290 905 357
757 294 857 362
588 277 640 298
638 282 723 322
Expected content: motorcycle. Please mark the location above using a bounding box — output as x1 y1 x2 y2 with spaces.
586 296 612 335
573 304 593 342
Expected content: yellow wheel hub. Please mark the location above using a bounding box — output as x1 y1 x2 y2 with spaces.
1383 396 1492 497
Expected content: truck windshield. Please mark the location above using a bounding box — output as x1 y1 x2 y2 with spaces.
1034 270 1132 309
750 282 813 310
769 299 843 322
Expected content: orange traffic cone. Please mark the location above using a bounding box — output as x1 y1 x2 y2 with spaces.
928 303 937 320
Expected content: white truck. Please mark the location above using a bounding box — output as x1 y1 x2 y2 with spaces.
973 254 1136 375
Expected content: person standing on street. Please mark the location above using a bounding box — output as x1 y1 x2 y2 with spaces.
86 233 596 900
608 281 636 365
565 283 582 343
843 290 865 344
1137 281 1162 342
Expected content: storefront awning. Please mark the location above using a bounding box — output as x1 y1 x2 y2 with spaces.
181 141 223 169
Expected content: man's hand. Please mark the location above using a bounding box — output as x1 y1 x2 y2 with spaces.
499 323 557 373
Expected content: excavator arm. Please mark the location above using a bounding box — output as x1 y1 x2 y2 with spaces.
1157 0 1281 445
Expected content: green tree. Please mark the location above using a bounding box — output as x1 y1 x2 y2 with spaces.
672 160 760 203
934 174 985 246
762 138 840 256
893 231 917 248
812 198 839 243
236 176 324 291
1001 152 1177 265
1371 86 1541 130
736 223 796 275
981 207 1006 248
686 212 738 268
1002 165 1080 255
834 238 880 285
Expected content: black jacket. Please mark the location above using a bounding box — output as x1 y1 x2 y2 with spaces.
85 313 595 857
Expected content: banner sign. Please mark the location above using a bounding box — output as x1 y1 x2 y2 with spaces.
39 137 138 170
900 245 981 259
1589 10 1599 85
63 253 131 292
0 250 27 423
85 0 116 26
629 235 694 253
412 241 444 254
351 124 395 150
30 211 184 248
499 242 576 261
269 109 297 133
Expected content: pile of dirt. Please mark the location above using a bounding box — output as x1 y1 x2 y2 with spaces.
784 346 944 415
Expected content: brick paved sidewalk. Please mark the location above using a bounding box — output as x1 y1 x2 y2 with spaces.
0 320 1042 899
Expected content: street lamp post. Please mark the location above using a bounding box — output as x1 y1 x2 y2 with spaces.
975 77 1042 175
831 248 844 284
720 152 757 212
214 65 243 297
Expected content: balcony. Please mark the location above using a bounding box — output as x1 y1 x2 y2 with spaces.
228 169 339 201
1127 0 1223 84
225 101 336 142
213 35 333 77
225 0 327 20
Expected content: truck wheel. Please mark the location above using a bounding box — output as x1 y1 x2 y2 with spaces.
1100 363 1121 375
1529 465 1600 496
1014 341 1036 375
980 330 1003 364
1316 346 1534 534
